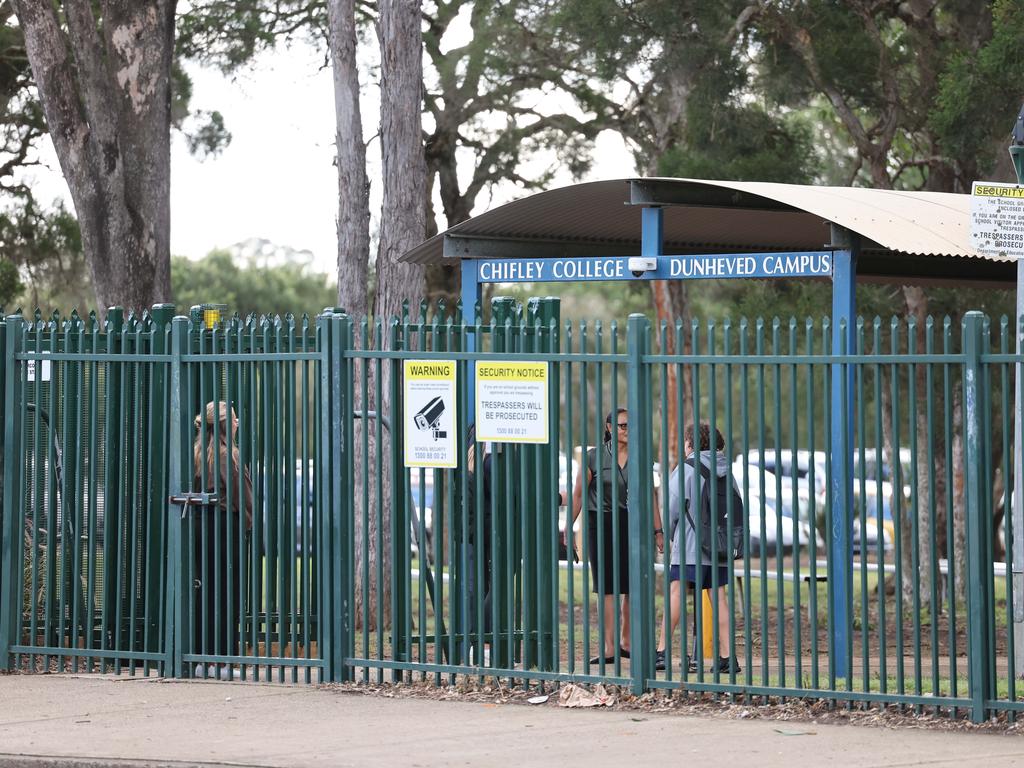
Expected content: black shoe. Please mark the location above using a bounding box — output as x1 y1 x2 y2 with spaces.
654 650 666 671
714 656 741 674
619 647 630 659
589 654 615 665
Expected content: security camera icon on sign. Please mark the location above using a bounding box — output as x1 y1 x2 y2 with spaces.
414 396 447 440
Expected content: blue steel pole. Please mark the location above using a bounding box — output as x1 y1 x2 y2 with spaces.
830 226 858 680
461 258 479 425
641 206 663 261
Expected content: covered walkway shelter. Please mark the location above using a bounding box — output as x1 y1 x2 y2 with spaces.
402 176 1017 682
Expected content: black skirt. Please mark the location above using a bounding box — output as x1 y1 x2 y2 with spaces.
587 505 630 595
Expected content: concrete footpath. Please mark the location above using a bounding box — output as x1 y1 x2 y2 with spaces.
1 675 1022 768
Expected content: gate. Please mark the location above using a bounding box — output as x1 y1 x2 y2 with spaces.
0 307 343 682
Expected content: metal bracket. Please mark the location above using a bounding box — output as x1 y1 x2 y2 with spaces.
168 492 218 517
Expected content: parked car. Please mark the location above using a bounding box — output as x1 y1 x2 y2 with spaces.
738 449 827 501
735 465 819 556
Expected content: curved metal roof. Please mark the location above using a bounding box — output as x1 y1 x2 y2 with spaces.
401 178 1013 286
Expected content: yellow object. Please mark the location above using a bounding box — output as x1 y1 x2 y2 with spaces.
702 589 714 657
203 308 222 327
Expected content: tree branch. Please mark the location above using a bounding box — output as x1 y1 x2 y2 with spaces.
10 0 92 185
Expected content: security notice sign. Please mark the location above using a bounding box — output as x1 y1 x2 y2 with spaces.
970 182 1024 258
475 361 549 444
403 359 457 468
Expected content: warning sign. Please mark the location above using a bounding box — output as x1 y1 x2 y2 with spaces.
970 181 1024 258
475 361 549 444
403 360 457 468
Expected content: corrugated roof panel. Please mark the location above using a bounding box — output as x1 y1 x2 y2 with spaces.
401 178 1013 269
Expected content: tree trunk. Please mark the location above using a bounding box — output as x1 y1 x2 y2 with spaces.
375 0 427 323
13 0 175 313
327 0 375 630
952 386 968 603
371 0 428 632
904 287 933 610
328 0 370 320
650 280 693 468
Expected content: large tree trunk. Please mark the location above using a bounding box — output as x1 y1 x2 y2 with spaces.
327 0 375 630
13 1 174 312
328 0 370 319
375 0 427 323
369 0 427 632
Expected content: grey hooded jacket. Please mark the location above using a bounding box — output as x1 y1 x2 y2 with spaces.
666 450 735 567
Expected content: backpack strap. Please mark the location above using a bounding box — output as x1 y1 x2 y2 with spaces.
681 456 712 538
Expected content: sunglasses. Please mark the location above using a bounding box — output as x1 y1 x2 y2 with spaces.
616 422 629 430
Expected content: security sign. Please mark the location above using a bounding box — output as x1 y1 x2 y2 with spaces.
475 361 549 444
970 181 1024 259
403 360 457 468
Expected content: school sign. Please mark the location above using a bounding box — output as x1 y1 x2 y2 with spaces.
474 251 833 283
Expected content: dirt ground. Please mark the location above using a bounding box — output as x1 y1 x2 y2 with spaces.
322 677 1024 734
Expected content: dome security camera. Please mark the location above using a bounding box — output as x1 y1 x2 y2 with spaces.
627 256 657 277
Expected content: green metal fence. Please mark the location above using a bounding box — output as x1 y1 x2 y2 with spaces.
337 300 1019 722
0 307 335 681
0 300 1019 721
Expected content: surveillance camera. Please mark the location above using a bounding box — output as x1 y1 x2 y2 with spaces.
414 396 447 440
627 256 657 277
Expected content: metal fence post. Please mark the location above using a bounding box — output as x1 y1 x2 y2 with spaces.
164 316 190 678
0 313 6 659
333 313 353 682
101 307 124 660
316 311 334 681
627 313 653 694
0 315 23 670
489 296 518 669
829 228 858 681
146 305 174 658
963 310 992 722
388 317 409 677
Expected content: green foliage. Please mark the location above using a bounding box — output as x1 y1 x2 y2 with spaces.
658 107 818 183
931 0 1024 177
177 1 326 73
172 248 337 319
0 255 21 306
0 198 91 313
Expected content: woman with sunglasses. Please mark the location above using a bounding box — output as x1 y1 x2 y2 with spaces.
566 408 660 665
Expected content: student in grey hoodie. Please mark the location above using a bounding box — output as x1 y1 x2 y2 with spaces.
655 423 740 674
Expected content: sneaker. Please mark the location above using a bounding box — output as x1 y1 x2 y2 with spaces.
219 665 234 681
654 650 666 671
685 656 697 674
714 656 741 674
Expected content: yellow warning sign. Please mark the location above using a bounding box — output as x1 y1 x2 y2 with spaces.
403 359 457 468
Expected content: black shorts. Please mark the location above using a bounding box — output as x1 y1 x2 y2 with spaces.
669 564 731 587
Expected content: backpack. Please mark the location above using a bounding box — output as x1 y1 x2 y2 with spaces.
683 457 745 563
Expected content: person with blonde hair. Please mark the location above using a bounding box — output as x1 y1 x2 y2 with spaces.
192 401 254 680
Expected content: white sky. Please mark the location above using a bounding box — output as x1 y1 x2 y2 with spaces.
23 39 635 276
